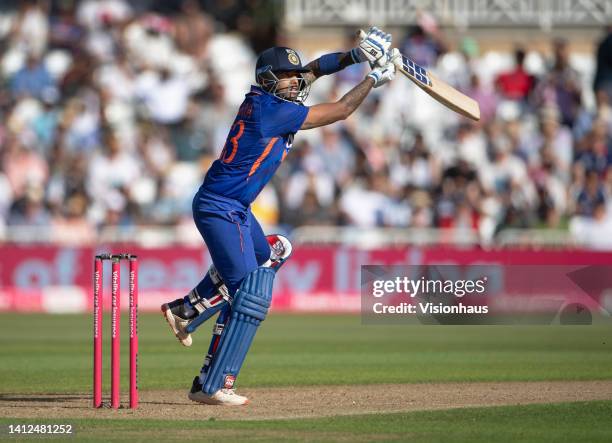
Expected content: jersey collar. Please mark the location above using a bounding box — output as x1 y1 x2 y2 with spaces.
249 85 265 95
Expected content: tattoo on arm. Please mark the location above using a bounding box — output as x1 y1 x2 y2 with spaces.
300 77 373 130
339 77 374 114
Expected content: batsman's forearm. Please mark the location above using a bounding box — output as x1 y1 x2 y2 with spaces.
338 77 374 117
300 78 374 129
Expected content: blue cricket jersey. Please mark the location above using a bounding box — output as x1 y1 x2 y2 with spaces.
202 86 309 206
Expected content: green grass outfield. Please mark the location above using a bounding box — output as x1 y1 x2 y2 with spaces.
1 401 611 442
0 313 611 441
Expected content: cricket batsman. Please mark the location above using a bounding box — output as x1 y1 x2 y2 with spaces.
162 27 397 405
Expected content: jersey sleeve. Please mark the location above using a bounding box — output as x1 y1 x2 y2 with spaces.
261 100 309 137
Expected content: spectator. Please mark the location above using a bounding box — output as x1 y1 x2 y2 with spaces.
12 0 49 56
2 136 49 200
534 38 582 128
340 172 397 227
593 26 612 100
575 170 606 217
389 132 437 189
49 1 85 51
574 118 612 175
136 66 190 125
50 192 96 245
532 151 567 227
292 188 333 226
466 73 498 124
194 79 235 158
531 106 574 179
400 11 447 68
0 173 14 230
7 184 50 228
86 128 141 224
574 89 612 141
495 46 535 103
31 90 60 151
314 127 356 187
283 140 335 214
10 54 56 100
173 0 214 61
570 202 612 249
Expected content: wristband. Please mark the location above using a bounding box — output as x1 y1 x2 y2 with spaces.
349 48 363 64
318 53 344 75
366 71 380 84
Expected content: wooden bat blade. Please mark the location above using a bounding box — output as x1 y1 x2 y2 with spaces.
394 54 480 121
356 29 480 121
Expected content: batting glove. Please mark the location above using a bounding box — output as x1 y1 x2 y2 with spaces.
366 49 398 88
349 26 392 66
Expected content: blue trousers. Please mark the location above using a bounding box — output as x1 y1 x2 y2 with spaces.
190 188 270 300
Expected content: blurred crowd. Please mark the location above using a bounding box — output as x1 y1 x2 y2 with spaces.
0 0 271 243
280 18 612 249
1 2 612 248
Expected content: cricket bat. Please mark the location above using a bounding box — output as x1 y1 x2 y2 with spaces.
359 30 481 121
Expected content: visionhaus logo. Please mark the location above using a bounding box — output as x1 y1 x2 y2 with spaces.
371 301 489 315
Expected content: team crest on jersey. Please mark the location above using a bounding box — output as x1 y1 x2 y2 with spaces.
286 49 300 66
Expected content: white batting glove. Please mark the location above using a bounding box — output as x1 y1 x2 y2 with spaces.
349 26 392 66
366 49 398 88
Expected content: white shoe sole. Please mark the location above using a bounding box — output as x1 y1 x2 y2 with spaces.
188 390 249 406
161 304 192 347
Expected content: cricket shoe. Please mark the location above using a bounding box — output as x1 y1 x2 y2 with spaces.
161 298 196 347
188 377 249 406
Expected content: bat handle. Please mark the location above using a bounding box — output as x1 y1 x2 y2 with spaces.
391 51 402 69
358 29 367 39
